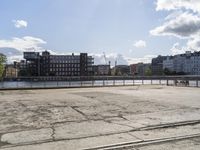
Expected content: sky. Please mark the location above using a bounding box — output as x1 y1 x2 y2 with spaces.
0 0 200 65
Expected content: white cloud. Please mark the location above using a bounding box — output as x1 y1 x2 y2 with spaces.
13 20 28 28
133 40 146 48
156 0 200 13
150 12 200 38
8 55 23 63
91 53 155 66
0 36 47 63
127 55 156 64
187 36 200 51
0 36 46 52
152 0 200 52
91 53 128 66
170 42 186 55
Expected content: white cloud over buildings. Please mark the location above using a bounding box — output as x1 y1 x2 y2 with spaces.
0 36 46 52
0 36 46 63
151 0 200 54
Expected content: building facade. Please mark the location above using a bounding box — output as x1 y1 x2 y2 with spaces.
162 51 200 75
5 64 18 78
152 56 167 76
93 65 110 76
23 51 94 76
130 63 151 76
163 56 174 72
130 64 137 75
112 65 130 76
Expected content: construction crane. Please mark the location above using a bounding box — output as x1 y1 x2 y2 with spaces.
103 52 107 65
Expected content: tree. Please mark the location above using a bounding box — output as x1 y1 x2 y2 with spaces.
145 68 152 76
0 53 6 80
163 68 171 75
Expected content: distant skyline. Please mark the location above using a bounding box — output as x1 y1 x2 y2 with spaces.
0 0 200 65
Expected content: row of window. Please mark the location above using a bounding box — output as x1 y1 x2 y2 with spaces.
55 72 80 76
48 64 80 68
50 60 80 63
50 68 80 72
49 56 80 59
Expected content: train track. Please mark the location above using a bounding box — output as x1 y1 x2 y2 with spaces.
84 120 200 150
85 133 200 150
1 119 200 149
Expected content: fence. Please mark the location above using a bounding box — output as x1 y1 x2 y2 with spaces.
1 76 200 90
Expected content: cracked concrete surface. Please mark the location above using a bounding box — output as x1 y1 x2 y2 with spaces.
0 85 200 149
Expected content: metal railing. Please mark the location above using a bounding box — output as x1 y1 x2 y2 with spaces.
0 76 200 90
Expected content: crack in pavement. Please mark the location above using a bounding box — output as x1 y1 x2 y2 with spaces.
50 126 55 141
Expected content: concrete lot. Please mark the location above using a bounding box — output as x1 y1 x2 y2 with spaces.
0 85 200 149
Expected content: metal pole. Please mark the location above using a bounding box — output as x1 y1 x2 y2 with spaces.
44 80 45 88
17 80 18 88
2 81 4 89
92 78 94 87
31 78 32 88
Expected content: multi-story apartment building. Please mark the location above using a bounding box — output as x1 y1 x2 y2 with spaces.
162 51 200 75
23 51 94 76
189 51 200 75
130 63 151 76
152 56 167 75
130 64 137 75
4 64 18 78
93 65 110 76
112 65 130 76
163 56 174 72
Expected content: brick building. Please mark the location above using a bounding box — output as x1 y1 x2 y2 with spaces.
23 51 94 76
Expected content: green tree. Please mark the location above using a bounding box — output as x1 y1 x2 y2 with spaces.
163 68 170 75
0 53 6 80
145 67 152 76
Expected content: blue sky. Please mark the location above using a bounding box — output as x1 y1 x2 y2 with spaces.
0 0 199 65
